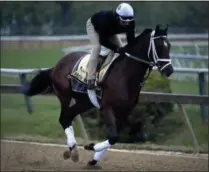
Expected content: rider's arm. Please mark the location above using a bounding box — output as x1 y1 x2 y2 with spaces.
126 21 135 44
100 36 119 52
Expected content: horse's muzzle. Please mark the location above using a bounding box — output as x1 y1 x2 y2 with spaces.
161 64 174 78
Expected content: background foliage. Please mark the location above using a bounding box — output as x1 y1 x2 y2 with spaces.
1 1 208 35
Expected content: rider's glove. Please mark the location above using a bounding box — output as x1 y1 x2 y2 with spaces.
116 47 125 55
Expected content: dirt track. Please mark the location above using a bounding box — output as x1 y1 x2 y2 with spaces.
1 140 208 171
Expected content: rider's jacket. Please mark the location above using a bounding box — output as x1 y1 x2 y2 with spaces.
91 10 135 51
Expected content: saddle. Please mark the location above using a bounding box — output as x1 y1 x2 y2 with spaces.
70 52 119 85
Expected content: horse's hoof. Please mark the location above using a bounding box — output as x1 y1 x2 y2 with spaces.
63 150 71 160
85 160 102 169
84 143 95 151
88 160 97 166
71 146 79 162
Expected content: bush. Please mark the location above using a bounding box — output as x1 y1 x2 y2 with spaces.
83 71 174 143
122 71 174 143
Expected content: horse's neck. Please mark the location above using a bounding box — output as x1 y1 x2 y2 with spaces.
122 57 149 86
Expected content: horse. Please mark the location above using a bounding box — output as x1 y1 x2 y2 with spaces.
23 25 174 166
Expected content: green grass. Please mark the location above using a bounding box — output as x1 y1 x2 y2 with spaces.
1 93 208 152
1 76 20 84
1 48 62 68
170 79 208 95
1 46 208 69
155 105 208 147
0 94 80 140
1 94 61 138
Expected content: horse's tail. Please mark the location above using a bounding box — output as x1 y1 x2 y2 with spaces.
22 68 53 97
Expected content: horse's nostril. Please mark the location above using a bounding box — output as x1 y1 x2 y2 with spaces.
162 65 174 77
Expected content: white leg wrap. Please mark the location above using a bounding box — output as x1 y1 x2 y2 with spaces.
65 126 76 148
93 140 111 152
93 148 108 161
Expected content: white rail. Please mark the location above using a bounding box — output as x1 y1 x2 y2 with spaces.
1 67 208 76
1 34 208 41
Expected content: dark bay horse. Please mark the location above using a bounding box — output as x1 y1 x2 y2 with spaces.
23 25 174 166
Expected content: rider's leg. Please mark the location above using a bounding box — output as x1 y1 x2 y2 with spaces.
86 18 101 89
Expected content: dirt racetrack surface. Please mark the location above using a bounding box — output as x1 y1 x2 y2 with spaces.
1 140 208 171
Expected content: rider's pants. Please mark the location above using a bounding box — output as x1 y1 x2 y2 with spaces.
86 18 123 81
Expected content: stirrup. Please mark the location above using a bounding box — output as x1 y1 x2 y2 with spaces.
87 89 100 109
87 79 96 90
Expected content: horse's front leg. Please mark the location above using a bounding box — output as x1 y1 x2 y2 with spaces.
84 106 118 166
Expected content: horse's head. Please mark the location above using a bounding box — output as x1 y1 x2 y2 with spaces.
150 25 173 77
125 25 174 78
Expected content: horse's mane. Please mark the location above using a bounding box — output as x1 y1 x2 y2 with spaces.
125 28 153 49
135 28 153 41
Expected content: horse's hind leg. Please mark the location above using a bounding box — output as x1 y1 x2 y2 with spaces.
59 96 94 162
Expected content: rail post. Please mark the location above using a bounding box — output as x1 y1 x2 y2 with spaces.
19 73 33 114
198 72 207 122
177 103 200 155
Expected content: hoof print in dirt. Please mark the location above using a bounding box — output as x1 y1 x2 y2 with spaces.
63 150 71 160
71 148 79 163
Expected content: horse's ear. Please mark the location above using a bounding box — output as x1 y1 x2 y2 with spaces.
164 24 168 35
156 25 160 31
165 24 168 32
155 24 162 36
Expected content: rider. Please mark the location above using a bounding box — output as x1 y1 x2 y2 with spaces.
86 2 136 90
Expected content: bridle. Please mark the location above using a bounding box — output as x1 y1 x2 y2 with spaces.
124 30 172 87
147 30 172 71
125 30 171 71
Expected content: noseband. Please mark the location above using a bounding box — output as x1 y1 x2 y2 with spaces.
125 30 171 69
